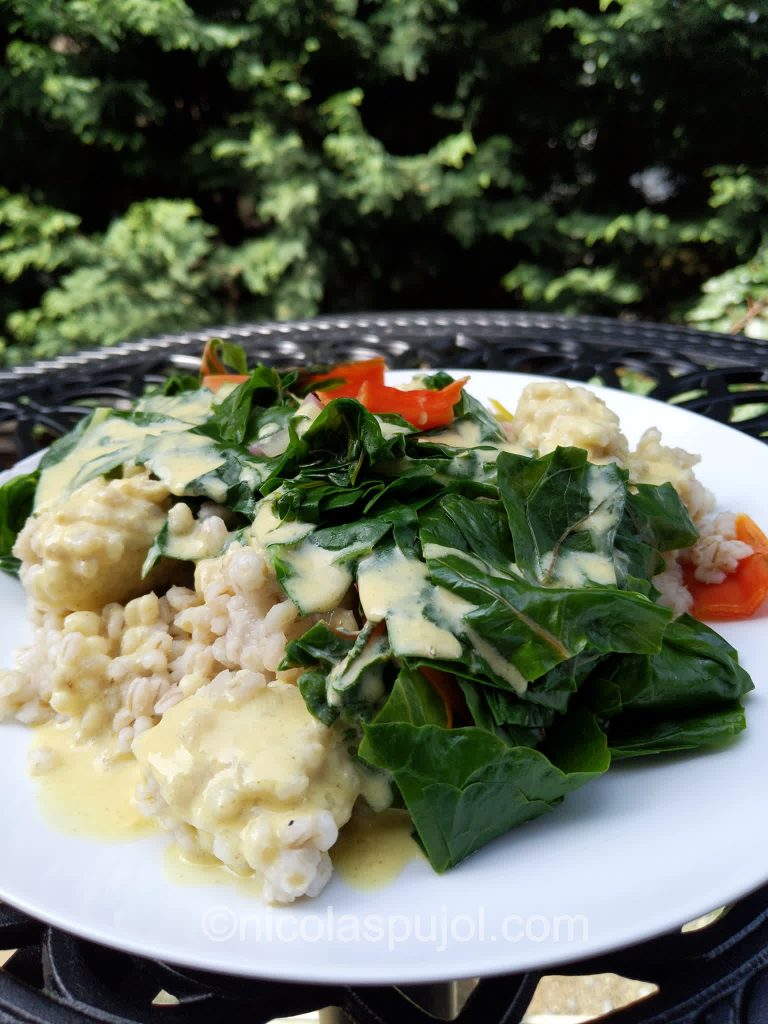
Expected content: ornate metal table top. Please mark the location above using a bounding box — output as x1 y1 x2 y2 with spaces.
2 311 768 456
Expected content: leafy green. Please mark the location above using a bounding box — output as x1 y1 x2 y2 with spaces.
194 365 289 445
0 470 39 575
38 407 111 472
282 621 357 670
145 373 201 397
374 664 449 729
426 546 672 681
360 704 609 871
299 672 340 727
615 483 699 584
298 621 393 725
608 705 747 760
419 494 516 570
587 614 754 718
498 447 626 586
204 340 249 376
273 399 751 872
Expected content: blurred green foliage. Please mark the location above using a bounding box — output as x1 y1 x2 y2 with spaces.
1 0 768 363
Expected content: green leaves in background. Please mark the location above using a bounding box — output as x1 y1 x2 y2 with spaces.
2 0 768 363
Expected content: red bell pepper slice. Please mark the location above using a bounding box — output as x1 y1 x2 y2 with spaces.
310 357 467 429
311 358 387 398
355 377 468 430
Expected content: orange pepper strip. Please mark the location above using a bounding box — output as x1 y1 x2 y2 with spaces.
202 373 250 392
685 514 768 620
312 358 387 399
311 357 467 430
200 339 228 377
356 377 468 430
735 513 768 554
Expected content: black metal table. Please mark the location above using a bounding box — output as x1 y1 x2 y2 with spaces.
2 311 768 1024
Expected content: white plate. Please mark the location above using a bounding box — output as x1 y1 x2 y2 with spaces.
1 369 767 985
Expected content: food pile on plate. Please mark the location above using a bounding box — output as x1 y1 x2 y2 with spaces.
0 345 764 903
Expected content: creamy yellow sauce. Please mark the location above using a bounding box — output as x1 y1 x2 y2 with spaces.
252 498 373 614
538 466 623 588
250 499 315 547
585 466 623 535
36 405 231 511
135 390 216 425
139 433 227 501
357 547 463 659
423 418 528 458
132 680 362 896
36 413 146 509
463 625 528 694
161 529 216 563
423 541 521 579
163 805 421 895
29 721 152 840
540 549 617 588
333 805 423 890
164 844 264 897
377 419 414 440
31 716 414 894
274 538 354 614
132 681 356 820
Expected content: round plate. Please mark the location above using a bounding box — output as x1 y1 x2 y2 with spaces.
0 370 766 984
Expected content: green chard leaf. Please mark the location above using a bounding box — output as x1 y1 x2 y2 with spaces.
299 671 340 727
608 704 747 760
282 620 358 670
419 494 516 570
205 340 249 375
385 448 498 498
153 372 201 396
472 682 555 729
311 621 392 724
615 482 699 583
194 365 289 445
586 614 753 718
0 469 39 576
285 622 360 727
374 663 449 729
425 545 672 682
359 703 609 872
498 447 626 587
299 397 403 466
456 677 546 747
523 649 606 712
